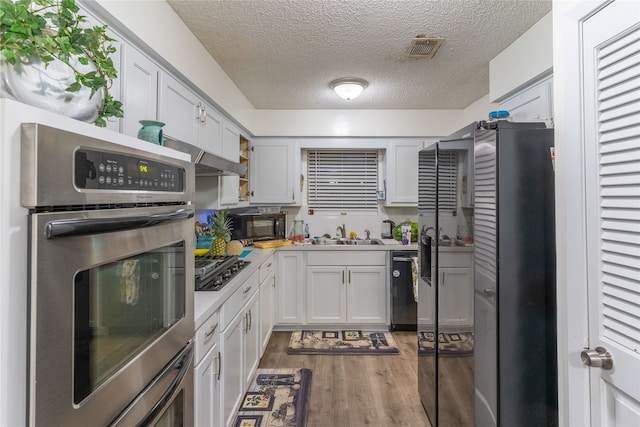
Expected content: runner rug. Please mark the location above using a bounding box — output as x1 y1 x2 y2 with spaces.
233 368 312 427
418 331 474 357
287 330 400 355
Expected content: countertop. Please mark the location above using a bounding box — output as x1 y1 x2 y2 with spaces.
193 240 473 328
194 247 274 329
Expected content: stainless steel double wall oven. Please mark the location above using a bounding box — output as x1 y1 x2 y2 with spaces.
21 124 195 426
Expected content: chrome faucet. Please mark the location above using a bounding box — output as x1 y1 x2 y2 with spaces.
423 226 435 237
364 229 371 240
336 224 346 238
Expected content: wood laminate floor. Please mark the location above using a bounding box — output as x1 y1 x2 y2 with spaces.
259 331 432 427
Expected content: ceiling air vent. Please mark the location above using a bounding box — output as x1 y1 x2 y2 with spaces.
404 35 444 59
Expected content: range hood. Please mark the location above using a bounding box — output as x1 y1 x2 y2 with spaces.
163 137 247 177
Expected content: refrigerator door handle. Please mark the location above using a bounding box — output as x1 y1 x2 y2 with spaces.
483 288 496 297
420 234 432 285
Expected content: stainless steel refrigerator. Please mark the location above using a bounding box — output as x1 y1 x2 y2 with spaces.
417 120 557 426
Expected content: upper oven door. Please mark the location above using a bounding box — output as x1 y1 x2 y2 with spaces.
27 204 195 427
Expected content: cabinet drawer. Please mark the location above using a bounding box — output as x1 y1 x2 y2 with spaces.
221 270 259 329
195 310 219 365
439 252 473 268
259 256 274 284
307 251 386 266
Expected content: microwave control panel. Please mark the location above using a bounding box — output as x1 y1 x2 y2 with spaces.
74 148 185 192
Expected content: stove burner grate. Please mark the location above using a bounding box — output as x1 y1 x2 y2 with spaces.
195 255 250 291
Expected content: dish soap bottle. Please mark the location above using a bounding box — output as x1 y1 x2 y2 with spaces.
304 223 310 239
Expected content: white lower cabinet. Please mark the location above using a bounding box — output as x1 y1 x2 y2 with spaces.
307 266 346 323
259 256 275 356
220 309 244 427
346 266 387 323
439 267 473 327
438 251 473 328
243 290 260 389
219 270 260 427
275 251 305 324
194 311 220 427
306 251 387 325
195 342 220 427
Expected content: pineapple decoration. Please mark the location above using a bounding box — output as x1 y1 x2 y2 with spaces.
208 210 233 256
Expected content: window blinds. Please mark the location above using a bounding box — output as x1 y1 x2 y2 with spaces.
307 150 378 211
418 150 458 212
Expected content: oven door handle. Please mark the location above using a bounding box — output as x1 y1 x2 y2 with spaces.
110 342 194 427
46 209 194 239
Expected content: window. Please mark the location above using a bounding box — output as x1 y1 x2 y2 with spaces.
418 150 458 213
307 149 378 212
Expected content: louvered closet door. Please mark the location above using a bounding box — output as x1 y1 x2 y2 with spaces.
583 1 640 425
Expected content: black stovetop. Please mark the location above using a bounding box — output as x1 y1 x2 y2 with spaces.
195 255 250 291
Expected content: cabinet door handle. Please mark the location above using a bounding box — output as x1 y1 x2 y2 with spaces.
196 102 202 122
348 270 351 283
204 322 218 338
202 104 207 124
216 351 221 381
243 285 252 295
248 309 252 331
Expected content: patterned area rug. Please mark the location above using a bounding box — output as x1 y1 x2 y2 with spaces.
287 330 400 355
418 331 474 357
233 368 312 427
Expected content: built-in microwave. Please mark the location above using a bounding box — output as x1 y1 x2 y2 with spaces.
229 212 286 241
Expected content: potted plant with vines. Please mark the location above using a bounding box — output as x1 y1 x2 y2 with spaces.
0 0 123 126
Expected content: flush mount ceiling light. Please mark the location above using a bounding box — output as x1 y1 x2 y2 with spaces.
329 78 368 100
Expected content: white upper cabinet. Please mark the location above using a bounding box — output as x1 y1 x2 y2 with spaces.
385 141 421 206
199 102 224 156
219 119 246 206
249 140 299 205
78 5 122 133
120 45 159 138
499 76 553 126
158 72 200 146
222 119 241 162
158 72 225 153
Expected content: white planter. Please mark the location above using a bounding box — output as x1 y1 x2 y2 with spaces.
0 55 102 123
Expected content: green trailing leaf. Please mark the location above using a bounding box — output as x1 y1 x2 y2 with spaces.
0 0 124 127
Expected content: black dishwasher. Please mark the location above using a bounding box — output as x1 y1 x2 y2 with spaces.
390 250 418 331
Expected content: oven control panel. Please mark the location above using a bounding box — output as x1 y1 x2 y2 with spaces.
75 149 185 192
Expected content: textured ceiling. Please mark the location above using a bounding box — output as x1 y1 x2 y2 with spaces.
166 0 552 110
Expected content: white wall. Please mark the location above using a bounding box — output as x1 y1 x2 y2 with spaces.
489 12 553 102
252 109 462 138
462 94 498 124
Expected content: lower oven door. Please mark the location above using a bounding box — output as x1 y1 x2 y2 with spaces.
27 205 195 427
111 341 194 427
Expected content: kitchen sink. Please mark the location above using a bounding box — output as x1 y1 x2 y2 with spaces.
438 239 466 247
312 238 383 245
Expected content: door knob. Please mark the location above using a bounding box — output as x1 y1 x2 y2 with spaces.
483 288 496 297
580 347 614 370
